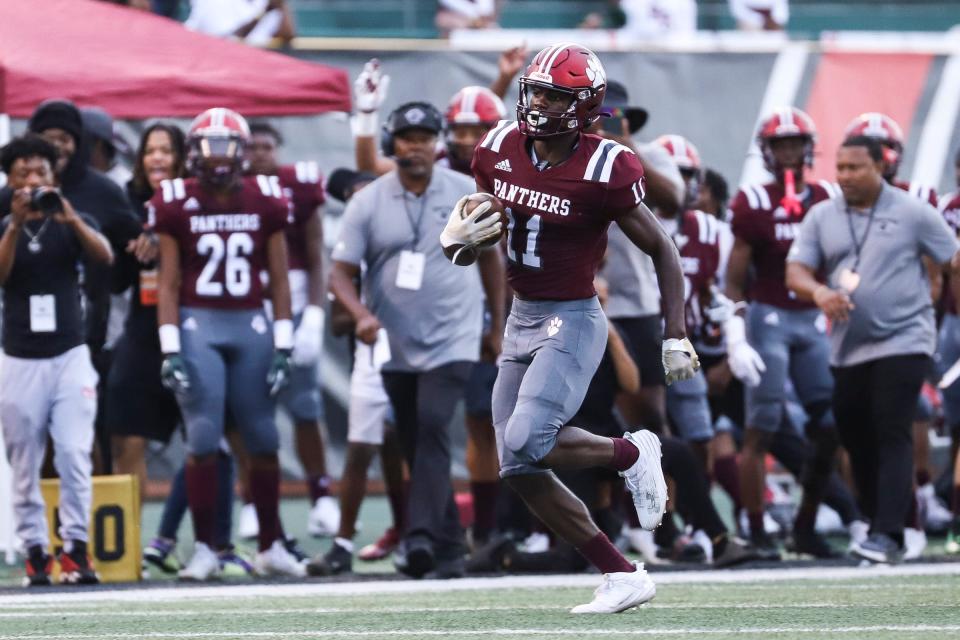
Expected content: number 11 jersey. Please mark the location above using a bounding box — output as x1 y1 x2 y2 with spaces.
472 121 646 301
150 176 290 310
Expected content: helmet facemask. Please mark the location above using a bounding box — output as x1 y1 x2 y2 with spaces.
189 133 246 189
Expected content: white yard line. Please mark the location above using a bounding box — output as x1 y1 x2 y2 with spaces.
0 562 957 606
2 625 960 639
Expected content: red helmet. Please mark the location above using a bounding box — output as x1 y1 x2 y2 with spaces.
517 43 607 139
844 112 904 180
446 86 506 126
655 134 701 172
757 107 817 173
187 107 250 187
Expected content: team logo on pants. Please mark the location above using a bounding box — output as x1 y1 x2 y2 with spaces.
548 317 563 337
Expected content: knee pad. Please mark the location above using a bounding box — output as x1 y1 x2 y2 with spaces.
503 411 551 466
186 417 222 457
242 419 280 456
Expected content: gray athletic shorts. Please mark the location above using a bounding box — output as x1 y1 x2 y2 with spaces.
176 307 278 456
745 302 834 431
666 368 713 442
492 296 608 477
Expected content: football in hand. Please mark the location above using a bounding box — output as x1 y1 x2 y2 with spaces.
461 192 507 250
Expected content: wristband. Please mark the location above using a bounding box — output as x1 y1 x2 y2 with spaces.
158 324 181 354
274 318 294 350
351 111 379 138
301 305 323 327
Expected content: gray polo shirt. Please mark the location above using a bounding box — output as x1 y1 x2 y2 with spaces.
331 168 482 373
787 182 958 367
602 142 683 318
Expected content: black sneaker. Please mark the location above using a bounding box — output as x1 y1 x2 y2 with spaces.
749 531 782 561
465 533 517 574
851 532 902 564
306 541 353 576
23 545 53 587
58 541 100 585
713 535 760 568
788 529 840 559
426 555 465 579
394 537 435 579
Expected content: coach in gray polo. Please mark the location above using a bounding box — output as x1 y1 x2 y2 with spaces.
328 101 504 578
786 135 960 564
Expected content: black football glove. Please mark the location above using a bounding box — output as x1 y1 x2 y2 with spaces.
160 354 190 395
267 349 292 397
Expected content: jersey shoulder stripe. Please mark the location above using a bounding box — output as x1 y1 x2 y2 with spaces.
159 178 186 203
295 161 320 184
909 182 932 204
818 179 840 199
480 120 517 152
583 140 632 183
255 174 284 198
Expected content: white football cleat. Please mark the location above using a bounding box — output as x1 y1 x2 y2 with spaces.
254 540 307 577
903 527 927 560
620 431 667 530
571 562 656 613
918 484 953 530
238 503 258 540
178 542 221 582
846 520 870 552
307 496 341 538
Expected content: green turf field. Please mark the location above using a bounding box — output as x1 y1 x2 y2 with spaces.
0 569 958 639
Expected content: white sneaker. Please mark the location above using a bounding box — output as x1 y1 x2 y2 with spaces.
624 527 664 564
691 529 714 564
521 532 551 554
570 562 656 613
847 520 869 552
815 505 845 535
307 496 341 538
620 431 667 530
254 539 307 577
918 484 953 530
737 509 781 537
903 527 927 560
238 503 258 540
178 543 221 582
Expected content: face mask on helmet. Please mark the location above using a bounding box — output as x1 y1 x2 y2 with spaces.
189 134 246 188
517 80 583 138
679 168 700 209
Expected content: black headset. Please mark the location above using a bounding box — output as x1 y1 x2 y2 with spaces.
380 101 444 157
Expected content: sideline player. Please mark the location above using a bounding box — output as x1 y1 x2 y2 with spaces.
444 44 698 613
232 121 340 540
152 108 303 580
724 107 839 559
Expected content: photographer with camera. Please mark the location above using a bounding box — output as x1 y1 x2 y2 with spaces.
0 135 113 587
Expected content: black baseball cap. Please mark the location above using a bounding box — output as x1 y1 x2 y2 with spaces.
387 102 444 137
603 81 649 134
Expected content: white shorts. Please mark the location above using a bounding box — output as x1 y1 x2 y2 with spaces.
347 340 393 445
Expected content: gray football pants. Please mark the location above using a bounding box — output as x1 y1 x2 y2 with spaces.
0 345 98 549
176 307 278 456
492 296 608 477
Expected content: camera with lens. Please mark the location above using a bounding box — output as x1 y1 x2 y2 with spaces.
29 187 64 216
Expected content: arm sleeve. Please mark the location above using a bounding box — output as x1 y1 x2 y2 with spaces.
917 202 960 265
331 194 371 266
786 207 823 269
603 150 646 219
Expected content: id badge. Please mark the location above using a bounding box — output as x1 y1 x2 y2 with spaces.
838 268 861 293
30 295 56 333
396 250 425 291
139 269 158 306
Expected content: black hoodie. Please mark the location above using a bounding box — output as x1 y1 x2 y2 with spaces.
0 100 142 353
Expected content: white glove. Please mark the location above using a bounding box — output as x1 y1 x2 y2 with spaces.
440 196 502 250
662 337 700 385
724 314 766 387
351 59 390 137
704 286 740 325
292 305 324 366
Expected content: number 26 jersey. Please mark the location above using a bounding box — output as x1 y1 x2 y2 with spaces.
472 121 645 301
149 176 290 310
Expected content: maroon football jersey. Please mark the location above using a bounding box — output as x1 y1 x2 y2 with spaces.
666 210 721 337
893 179 939 208
277 162 325 270
730 180 835 310
150 176 290 310
472 121 645 301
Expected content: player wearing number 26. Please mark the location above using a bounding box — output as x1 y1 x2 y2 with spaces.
151 108 303 581
451 43 697 613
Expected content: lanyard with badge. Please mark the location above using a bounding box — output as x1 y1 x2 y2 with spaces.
396 190 427 291
839 204 876 293
19 219 58 332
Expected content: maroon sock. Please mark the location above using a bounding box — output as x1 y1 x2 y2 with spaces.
388 488 407 532
185 459 218 547
249 467 281 552
906 494 920 529
577 532 635 574
622 489 641 528
608 437 640 472
470 481 500 539
748 511 766 537
307 474 331 503
916 469 931 487
713 455 743 513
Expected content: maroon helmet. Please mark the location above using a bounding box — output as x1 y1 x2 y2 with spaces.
756 107 817 174
187 107 250 188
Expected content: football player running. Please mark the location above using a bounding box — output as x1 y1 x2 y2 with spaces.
724 108 840 559
444 44 698 613
152 108 303 580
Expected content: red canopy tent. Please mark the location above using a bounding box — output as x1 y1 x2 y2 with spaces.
0 0 350 120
